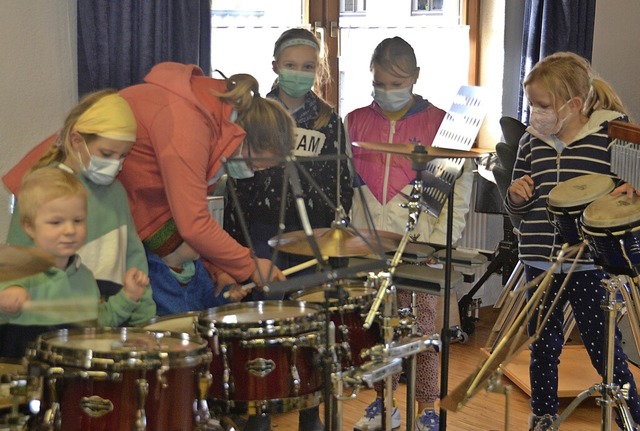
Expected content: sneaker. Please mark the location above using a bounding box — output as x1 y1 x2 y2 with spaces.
529 413 557 431
415 408 439 431
353 398 401 431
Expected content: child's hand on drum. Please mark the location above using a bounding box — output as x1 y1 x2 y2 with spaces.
123 268 149 302
610 183 640 198
508 175 535 205
222 284 250 302
0 286 30 313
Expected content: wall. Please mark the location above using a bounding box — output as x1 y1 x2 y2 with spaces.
0 0 77 239
592 1 640 122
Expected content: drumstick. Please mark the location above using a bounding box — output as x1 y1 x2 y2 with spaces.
22 297 97 312
223 258 320 298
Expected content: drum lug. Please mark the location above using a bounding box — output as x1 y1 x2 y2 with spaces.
195 370 213 427
135 378 149 431
290 345 300 396
221 343 233 400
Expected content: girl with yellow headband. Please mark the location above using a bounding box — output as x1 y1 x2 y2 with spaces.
3 89 156 326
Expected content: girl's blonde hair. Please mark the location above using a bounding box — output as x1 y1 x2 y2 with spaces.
370 36 419 79
19 167 88 226
33 89 120 171
213 74 295 157
523 51 627 117
273 27 334 129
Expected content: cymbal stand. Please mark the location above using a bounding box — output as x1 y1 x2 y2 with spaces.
551 273 637 431
363 162 426 431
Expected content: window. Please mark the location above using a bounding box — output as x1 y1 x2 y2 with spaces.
341 0 366 14
413 0 444 13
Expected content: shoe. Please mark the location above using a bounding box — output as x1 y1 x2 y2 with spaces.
353 398 401 431
529 413 557 431
298 406 324 431
415 408 439 431
245 414 271 431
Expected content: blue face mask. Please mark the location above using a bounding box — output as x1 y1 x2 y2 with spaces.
372 86 414 112
278 69 315 98
225 141 254 179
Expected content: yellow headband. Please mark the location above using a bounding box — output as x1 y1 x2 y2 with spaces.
75 93 137 142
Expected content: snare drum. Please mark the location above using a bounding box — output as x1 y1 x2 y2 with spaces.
141 311 200 335
28 328 211 431
582 193 640 276
290 282 381 367
547 174 615 244
198 301 323 415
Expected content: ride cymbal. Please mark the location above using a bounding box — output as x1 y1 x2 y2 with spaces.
352 142 490 163
0 244 55 281
268 227 401 257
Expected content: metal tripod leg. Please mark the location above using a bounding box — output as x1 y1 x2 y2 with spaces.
551 275 637 431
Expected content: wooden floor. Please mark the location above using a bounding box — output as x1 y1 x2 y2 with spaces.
268 306 608 431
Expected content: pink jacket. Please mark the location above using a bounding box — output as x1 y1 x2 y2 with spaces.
346 98 473 245
118 62 252 281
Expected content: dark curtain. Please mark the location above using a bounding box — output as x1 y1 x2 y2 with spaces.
78 0 211 96
517 0 597 121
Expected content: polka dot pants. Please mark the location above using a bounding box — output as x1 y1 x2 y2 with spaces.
525 265 640 425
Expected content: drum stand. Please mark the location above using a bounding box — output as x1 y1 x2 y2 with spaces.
551 273 638 431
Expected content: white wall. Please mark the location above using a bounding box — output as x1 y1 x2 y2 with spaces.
592 1 640 123
0 0 77 239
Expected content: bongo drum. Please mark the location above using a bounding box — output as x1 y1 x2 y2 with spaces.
582 193 640 276
547 174 615 245
198 301 323 415
27 327 211 431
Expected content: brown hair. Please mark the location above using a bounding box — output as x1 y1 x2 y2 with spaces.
19 167 88 227
213 74 296 157
523 51 627 117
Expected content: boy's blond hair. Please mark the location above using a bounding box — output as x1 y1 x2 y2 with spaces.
19 167 88 227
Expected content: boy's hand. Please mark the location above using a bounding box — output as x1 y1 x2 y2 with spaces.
508 175 534 205
0 286 30 313
222 284 250 302
610 183 640 198
215 271 237 295
123 268 149 302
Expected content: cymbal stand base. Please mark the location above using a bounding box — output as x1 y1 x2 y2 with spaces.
551 275 637 431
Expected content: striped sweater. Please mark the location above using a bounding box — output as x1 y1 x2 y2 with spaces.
505 109 627 264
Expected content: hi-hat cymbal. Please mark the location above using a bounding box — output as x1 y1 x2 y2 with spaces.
0 244 55 281
268 227 401 257
353 142 490 163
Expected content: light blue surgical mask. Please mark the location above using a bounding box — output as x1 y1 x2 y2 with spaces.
78 142 123 185
372 86 414 112
225 141 254 179
278 69 315 98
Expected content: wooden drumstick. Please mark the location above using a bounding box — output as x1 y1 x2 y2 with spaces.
223 258 320 298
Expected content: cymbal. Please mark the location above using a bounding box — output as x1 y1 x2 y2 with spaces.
268 227 401 257
0 244 55 281
352 142 490 163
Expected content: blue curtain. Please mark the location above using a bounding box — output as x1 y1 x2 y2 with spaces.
78 0 211 96
517 0 596 120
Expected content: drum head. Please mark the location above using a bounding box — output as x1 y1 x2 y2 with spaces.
199 301 322 338
34 327 208 369
290 282 375 307
141 312 199 335
583 194 640 229
548 174 614 208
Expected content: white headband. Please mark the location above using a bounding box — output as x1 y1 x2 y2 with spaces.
275 38 320 57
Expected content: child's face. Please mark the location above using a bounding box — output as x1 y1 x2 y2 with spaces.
72 134 134 168
371 64 418 92
23 195 87 264
274 44 318 74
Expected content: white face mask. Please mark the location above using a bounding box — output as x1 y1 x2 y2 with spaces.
529 102 570 137
372 86 414 112
78 143 123 186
